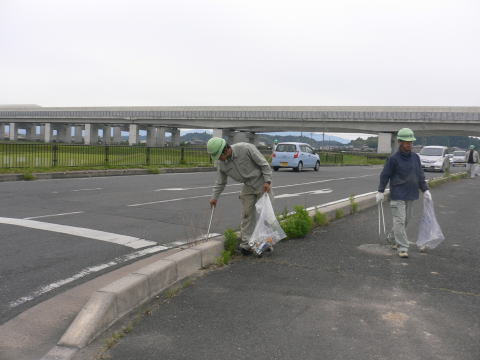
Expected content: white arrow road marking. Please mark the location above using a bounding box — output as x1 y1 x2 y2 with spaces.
8 244 169 308
0 217 156 249
275 189 333 199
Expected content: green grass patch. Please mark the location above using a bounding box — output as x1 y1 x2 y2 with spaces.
335 209 345 219
349 195 359 214
313 211 329 226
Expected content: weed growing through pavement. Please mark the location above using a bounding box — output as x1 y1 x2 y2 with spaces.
349 195 359 214
314 211 329 226
22 172 36 180
281 205 313 239
216 228 239 265
335 209 344 219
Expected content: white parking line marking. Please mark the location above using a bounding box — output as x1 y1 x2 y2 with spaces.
0 217 157 249
8 244 169 308
72 188 103 192
129 174 375 207
275 189 333 199
155 184 242 191
128 191 240 207
24 211 85 220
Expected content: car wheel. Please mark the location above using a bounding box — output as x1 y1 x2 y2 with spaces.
273 167 279 171
294 162 303 172
314 161 320 171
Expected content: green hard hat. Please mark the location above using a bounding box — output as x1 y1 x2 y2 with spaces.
207 137 226 161
470 145 475 149
397 128 416 142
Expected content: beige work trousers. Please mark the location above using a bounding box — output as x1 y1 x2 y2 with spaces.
238 185 274 245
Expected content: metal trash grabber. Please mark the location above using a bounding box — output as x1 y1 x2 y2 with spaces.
378 200 387 242
205 205 215 242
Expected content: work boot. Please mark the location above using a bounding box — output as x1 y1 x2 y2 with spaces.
398 251 409 258
391 243 398 250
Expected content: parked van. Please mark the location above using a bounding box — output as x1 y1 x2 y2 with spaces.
419 146 450 172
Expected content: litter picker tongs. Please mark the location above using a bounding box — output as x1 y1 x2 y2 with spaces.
205 205 215 242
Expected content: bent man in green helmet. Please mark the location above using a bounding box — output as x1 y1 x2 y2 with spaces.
207 137 273 255
376 128 431 258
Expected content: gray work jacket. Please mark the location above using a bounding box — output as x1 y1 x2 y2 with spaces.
212 142 272 200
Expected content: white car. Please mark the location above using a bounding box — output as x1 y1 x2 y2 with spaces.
271 142 320 172
451 150 466 167
419 146 450 172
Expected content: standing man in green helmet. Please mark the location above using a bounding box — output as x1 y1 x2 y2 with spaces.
207 137 273 254
376 128 431 258
464 145 479 178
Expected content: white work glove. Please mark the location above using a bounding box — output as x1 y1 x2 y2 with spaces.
375 192 384 203
424 190 432 201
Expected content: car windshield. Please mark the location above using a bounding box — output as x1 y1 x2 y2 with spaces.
420 148 443 156
276 144 296 152
454 151 465 156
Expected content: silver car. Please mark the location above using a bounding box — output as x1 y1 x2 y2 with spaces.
451 150 466 167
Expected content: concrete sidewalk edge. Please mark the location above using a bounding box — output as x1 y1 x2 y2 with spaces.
0 167 216 182
39 172 466 360
40 238 224 360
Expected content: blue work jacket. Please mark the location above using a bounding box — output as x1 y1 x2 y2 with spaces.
378 150 428 201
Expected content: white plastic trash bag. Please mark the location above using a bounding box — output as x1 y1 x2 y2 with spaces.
248 193 286 255
417 197 445 249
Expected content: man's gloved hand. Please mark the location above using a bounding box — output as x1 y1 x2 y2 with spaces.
424 190 432 201
209 199 217 208
375 192 384 203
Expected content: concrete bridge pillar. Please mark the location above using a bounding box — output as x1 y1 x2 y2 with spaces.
56 124 71 143
0 123 5 139
102 125 112 145
25 124 36 141
9 123 17 141
85 124 99 145
170 128 181 146
128 124 139 145
146 126 157 147
232 131 257 144
42 123 52 143
213 129 234 144
73 126 83 143
112 127 122 144
156 127 166 147
377 132 398 154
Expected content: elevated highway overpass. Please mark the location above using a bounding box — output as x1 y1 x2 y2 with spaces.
1 106 479 152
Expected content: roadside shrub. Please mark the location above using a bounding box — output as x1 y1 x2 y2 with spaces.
22 172 36 181
147 167 160 174
335 209 344 219
216 250 232 266
281 205 313 239
314 211 329 226
223 228 239 255
349 195 358 214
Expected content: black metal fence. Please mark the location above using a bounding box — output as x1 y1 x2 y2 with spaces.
0 143 384 169
0 143 212 168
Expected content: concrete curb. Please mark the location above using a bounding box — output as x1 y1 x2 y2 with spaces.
39 172 465 360
0 167 215 182
41 238 224 360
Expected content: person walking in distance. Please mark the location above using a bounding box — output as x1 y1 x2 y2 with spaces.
207 137 273 254
375 128 431 258
464 145 479 178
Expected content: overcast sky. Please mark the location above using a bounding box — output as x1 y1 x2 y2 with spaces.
1 0 479 139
